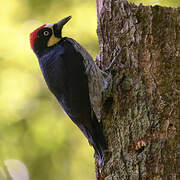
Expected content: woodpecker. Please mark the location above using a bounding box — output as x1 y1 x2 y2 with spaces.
30 16 108 167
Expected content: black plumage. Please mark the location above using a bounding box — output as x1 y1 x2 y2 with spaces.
30 16 107 167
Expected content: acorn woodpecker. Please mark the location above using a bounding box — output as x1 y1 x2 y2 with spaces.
30 16 108 167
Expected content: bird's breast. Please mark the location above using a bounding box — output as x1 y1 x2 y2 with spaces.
39 42 90 106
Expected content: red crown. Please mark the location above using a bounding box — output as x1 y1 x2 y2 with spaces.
30 24 46 49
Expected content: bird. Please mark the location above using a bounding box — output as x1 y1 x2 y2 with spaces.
30 16 108 168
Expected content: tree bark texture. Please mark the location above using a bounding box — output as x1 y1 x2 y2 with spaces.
96 0 179 179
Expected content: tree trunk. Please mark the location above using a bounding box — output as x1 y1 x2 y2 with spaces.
96 0 179 179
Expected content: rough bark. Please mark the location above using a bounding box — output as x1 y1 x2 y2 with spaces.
96 0 179 179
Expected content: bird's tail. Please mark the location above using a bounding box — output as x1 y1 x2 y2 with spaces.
89 114 107 169
76 113 107 168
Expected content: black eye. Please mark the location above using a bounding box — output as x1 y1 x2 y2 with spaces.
43 31 50 36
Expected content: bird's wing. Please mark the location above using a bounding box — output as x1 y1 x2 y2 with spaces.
66 38 107 122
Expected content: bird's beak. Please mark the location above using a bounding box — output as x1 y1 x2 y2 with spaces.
53 16 72 38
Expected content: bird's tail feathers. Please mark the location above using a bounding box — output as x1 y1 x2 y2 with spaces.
76 114 107 168
92 131 106 169
89 115 107 169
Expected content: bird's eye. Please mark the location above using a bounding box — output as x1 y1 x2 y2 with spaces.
43 31 50 36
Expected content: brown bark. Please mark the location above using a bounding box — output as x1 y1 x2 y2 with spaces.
96 0 179 179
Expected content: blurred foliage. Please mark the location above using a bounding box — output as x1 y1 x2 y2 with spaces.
0 0 97 179
0 0 179 180
128 0 180 7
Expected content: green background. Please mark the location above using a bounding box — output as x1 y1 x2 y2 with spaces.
0 0 179 179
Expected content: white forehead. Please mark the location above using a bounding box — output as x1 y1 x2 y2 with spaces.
45 23 54 28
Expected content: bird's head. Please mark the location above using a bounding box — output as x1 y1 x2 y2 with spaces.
30 16 71 55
